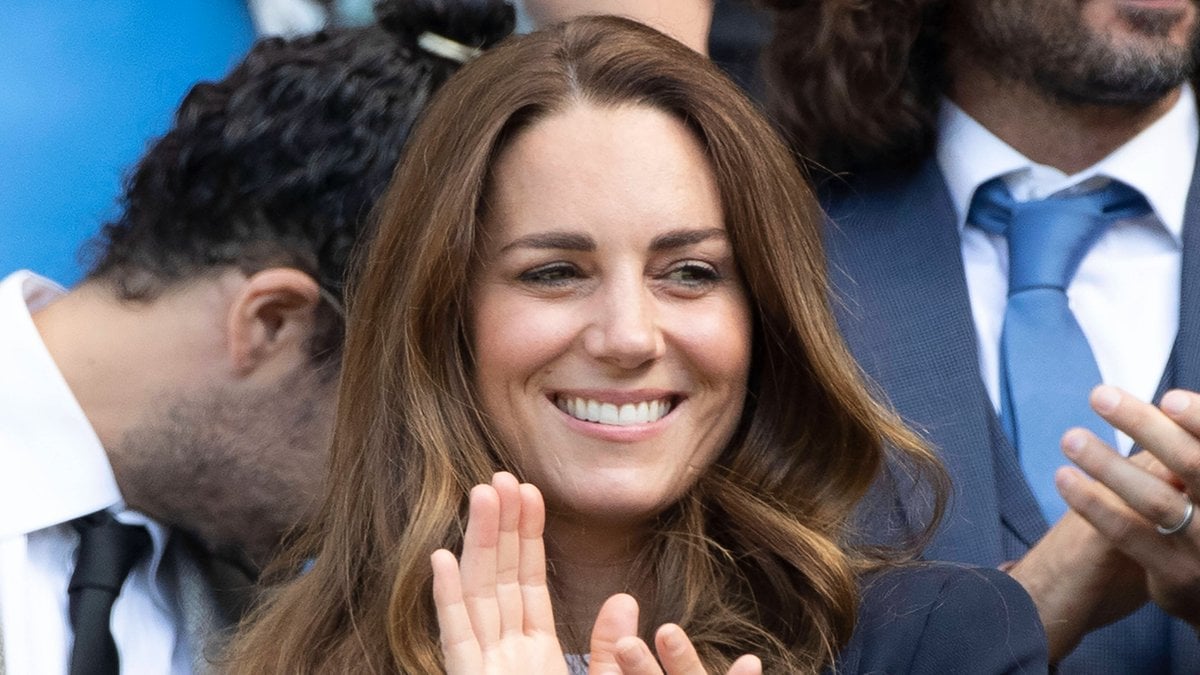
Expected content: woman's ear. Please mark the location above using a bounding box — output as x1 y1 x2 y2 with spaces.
226 268 322 376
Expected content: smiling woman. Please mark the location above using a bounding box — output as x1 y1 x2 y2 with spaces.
226 15 1048 675
472 103 750 532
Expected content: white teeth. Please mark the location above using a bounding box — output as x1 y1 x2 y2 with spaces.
599 402 619 425
556 395 673 426
617 403 636 424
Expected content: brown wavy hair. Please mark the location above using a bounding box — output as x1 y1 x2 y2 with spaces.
225 15 945 674
756 0 948 176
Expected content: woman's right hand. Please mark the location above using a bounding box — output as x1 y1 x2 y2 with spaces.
431 472 761 675
432 472 568 673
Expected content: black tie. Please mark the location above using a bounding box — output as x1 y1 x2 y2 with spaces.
68 511 151 675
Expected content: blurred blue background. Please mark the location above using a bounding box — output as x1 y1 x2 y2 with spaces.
0 0 765 288
0 1 255 286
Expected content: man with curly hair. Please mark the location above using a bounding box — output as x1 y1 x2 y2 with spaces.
0 3 513 671
756 0 1200 672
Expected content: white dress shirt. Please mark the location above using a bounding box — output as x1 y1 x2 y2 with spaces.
0 270 192 674
936 86 1196 454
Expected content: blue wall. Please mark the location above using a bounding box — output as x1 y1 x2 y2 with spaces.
0 1 255 286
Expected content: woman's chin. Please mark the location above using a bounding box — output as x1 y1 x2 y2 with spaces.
542 482 681 532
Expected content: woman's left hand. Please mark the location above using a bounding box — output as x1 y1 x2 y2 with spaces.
604 619 762 675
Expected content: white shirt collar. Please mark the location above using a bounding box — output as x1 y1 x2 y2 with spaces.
0 271 123 538
936 83 1197 244
0 271 172 598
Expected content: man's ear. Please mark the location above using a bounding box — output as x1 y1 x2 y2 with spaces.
226 268 322 377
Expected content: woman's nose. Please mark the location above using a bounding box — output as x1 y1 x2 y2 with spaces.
583 281 665 370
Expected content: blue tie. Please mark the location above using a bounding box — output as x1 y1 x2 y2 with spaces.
968 178 1150 523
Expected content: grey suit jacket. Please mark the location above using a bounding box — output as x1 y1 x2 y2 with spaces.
166 532 256 674
821 155 1200 673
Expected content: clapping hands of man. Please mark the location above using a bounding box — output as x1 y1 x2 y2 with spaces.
1010 386 1200 661
1056 386 1200 628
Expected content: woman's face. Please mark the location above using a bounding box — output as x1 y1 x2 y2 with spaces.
471 102 751 527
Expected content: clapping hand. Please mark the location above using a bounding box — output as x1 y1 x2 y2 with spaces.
1056 386 1200 627
431 472 763 674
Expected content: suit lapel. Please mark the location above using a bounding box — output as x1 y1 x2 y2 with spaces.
824 159 1046 564
1169 147 1200 393
165 533 256 674
165 535 225 674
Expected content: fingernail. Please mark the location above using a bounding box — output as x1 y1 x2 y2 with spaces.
1163 390 1191 415
1092 385 1121 414
1054 467 1078 489
659 624 684 653
1061 430 1086 458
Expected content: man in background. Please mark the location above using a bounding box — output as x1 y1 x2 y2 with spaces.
757 0 1200 671
0 1 513 671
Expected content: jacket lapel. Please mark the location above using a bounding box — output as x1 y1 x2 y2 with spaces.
823 158 1046 564
1169 147 1200 393
165 533 256 674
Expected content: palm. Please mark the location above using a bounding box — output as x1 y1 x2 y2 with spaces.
475 635 571 674
432 473 761 675
431 474 569 674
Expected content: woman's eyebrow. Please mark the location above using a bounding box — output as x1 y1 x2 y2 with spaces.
498 227 727 254
649 227 729 252
500 231 594 253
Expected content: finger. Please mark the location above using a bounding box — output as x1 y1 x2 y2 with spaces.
1062 428 1189 532
459 483 502 647
491 472 525 637
614 635 664 675
518 482 556 634
655 624 705 675
727 654 763 675
1056 466 1188 565
589 593 641 673
431 549 483 673
1091 386 1200 489
1060 465 1200 626
1160 390 1200 487
1128 445 1180 488
1161 390 1200 437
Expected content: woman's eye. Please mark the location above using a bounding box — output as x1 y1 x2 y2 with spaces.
665 261 721 286
518 263 579 286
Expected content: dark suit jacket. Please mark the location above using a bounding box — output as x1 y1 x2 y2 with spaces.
832 565 1047 674
708 0 771 101
822 156 1200 672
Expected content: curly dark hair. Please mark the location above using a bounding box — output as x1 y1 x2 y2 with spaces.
755 0 947 177
84 0 515 362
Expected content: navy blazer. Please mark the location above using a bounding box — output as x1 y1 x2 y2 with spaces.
832 565 1047 674
822 156 1200 672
